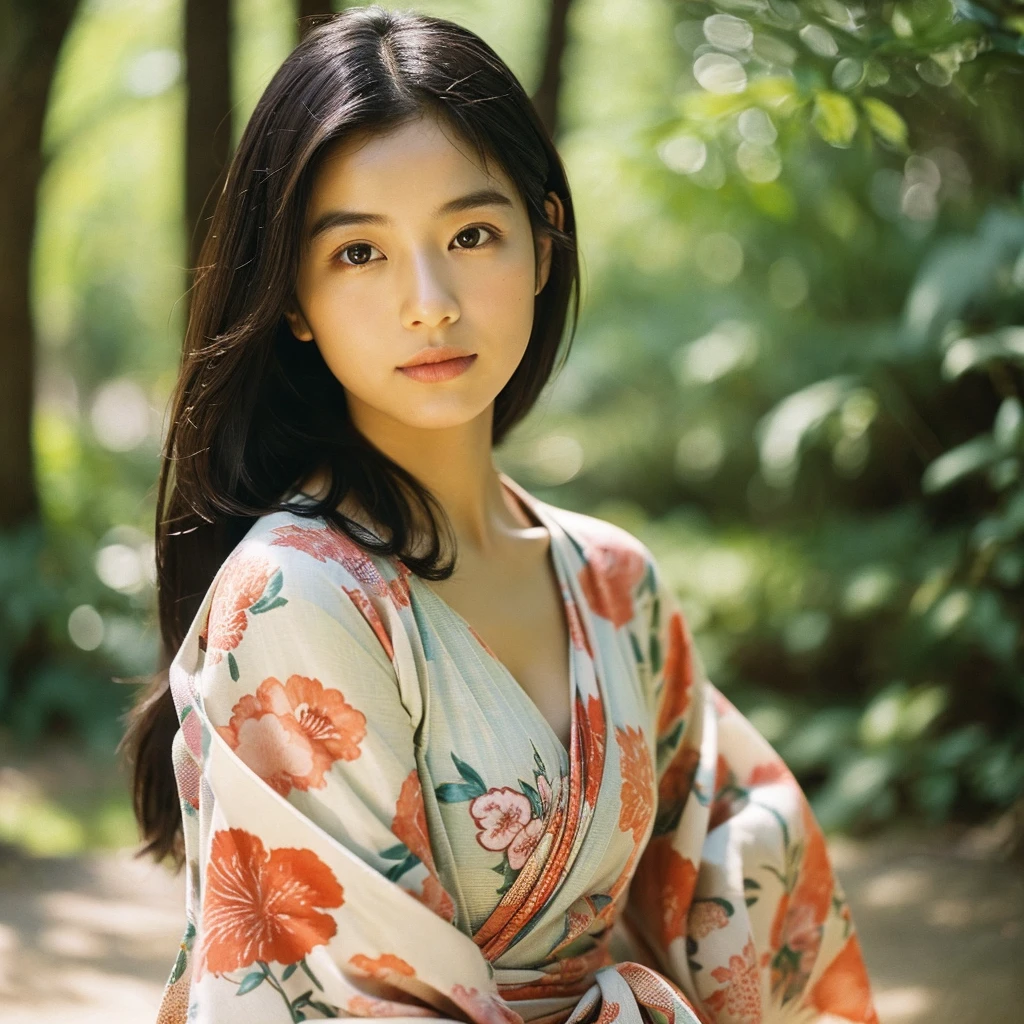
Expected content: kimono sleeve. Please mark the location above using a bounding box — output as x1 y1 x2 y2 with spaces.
198 537 453 920
159 534 465 1024
625 551 880 1024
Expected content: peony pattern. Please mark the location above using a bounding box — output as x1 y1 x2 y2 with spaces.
216 673 366 796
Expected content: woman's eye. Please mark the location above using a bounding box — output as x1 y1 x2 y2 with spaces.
337 242 383 266
451 226 494 250
333 227 497 268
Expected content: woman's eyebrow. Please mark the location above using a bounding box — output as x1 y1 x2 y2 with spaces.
305 188 514 247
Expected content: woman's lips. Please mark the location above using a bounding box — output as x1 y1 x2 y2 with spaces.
397 354 477 382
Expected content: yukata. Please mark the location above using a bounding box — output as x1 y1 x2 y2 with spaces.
155 472 878 1024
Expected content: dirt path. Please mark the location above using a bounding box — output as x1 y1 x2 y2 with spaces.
0 824 1020 1022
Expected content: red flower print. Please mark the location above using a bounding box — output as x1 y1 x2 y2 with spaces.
341 586 394 660
393 770 434 866
658 744 700 813
791 802 835 928
181 706 202 760
392 770 455 922
198 828 343 977
346 994 436 1017
576 541 647 629
778 903 822 968
216 674 366 797
450 985 524 1024
388 575 411 608
656 610 693 735
417 872 456 922
708 755 746 831
565 596 593 657
630 834 698 946
469 787 542 868
704 939 763 1023
746 759 796 789
616 725 654 842
806 934 879 1024
690 900 729 940
270 524 388 594
348 952 416 979
203 553 275 661
582 693 607 807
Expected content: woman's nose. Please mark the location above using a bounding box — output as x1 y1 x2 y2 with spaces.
399 251 460 330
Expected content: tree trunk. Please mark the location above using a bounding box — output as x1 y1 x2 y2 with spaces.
185 0 233 277
0 0 79 532
532 0 575 139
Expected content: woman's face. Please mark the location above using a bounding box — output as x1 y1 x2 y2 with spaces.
285 114 558 437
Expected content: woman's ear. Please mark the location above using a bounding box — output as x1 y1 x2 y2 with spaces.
535 192 565 296
283 298 314 342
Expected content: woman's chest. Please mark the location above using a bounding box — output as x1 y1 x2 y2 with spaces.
419 555 574 752
404 589 656 948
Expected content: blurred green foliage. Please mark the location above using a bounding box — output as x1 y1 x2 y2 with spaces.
2 0 1023 849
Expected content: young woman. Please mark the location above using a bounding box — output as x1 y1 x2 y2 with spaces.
124 7 878 1024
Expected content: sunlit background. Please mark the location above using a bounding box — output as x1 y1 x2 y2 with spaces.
1 0 1023 1021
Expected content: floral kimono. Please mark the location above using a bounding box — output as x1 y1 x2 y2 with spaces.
155 473 878 1024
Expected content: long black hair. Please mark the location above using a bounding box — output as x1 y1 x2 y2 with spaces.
120 5 580 867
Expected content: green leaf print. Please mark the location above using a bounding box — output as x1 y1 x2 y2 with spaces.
248 568 287 614
519 778 544 819
744 876 761 908
228 652 239 682
384 852 421 882
629 631 644 666
281 963 299 980
532 742 547 776
495 858 519 896
236 970 265 995
169 921 196 985
656 720 684 758
379 842 411 860
436 752 488 802
436 781 482 803
451 752 487 795
698 896 734 916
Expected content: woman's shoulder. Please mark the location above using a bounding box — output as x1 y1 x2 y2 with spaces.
221 505 398 591
527 492 656 568
199 507 403 667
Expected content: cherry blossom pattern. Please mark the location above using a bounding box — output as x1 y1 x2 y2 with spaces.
216 673 366 797
198 827 343 1019
436 748 555 897
201 552 286 680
